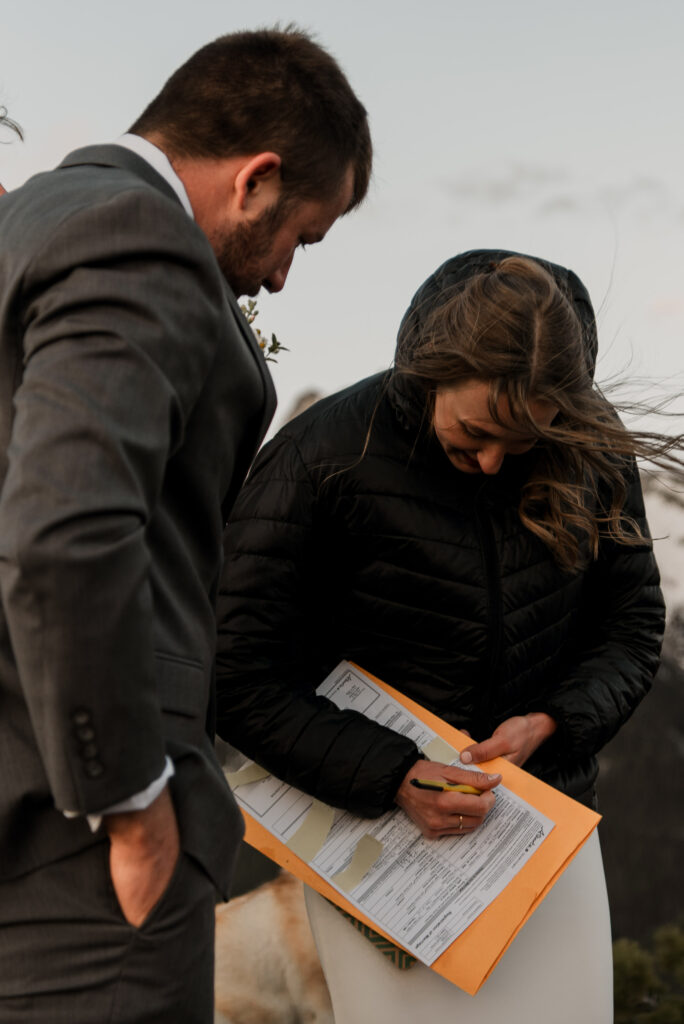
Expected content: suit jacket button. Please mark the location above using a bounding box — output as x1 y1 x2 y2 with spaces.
72 709 91 727
76 726 96 743
81 743 99 759
84 760 105 779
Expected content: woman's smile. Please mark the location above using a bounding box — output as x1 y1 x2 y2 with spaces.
433 381 558 475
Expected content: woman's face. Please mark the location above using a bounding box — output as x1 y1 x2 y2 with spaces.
433 380 558 475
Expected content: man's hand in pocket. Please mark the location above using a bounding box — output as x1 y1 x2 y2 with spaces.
105 785 180 927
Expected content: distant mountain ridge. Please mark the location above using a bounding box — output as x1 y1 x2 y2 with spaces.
642 471 684 622
597 471 684 940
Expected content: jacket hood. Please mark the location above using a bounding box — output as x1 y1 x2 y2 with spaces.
389 248 598 431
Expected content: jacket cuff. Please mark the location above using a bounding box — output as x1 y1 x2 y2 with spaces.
62 755 175 832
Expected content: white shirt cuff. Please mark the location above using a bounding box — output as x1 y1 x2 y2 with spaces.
63 756 175 833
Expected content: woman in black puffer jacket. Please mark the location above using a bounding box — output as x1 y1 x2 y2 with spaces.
216 251 666 1022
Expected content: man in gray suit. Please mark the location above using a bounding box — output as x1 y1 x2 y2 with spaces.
0 28 371 1023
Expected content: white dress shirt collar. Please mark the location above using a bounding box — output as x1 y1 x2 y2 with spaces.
115 133 194 220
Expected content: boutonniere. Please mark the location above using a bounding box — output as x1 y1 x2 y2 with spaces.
240 299 289 364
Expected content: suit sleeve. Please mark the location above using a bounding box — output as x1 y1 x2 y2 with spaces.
216 431 420 818
0 188 223 813
530 467 665 759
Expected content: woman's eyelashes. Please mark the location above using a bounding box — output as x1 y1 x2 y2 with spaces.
460 423 486 440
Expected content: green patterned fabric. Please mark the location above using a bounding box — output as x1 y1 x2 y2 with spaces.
328 901 417 969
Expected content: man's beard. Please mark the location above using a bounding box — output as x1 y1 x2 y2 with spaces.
212 199 290 297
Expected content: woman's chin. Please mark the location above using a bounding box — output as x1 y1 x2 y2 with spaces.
451 452 481 473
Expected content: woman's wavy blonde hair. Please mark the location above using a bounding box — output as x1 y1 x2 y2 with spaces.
396 255 681 572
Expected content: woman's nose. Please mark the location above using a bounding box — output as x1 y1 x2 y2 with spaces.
477 445 506 475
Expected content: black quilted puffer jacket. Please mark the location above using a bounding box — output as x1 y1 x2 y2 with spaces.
216 250 664 816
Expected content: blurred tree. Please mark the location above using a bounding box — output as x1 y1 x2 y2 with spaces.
614 924 684 1022
598 638 684 940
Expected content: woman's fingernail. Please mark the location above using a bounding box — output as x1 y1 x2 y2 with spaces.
461 751 473 763
488 773 501 780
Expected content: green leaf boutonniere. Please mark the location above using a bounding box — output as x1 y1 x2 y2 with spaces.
240 299 289 364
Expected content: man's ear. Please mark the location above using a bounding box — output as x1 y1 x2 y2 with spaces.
234 152 282 213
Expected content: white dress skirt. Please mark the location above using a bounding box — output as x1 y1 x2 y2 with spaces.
304 829 612 1024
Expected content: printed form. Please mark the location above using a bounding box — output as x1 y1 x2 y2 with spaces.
229 661 554 965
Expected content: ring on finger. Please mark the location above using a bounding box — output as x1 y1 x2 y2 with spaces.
458 815 463 831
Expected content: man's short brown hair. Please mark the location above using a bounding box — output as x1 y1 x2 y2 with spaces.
130 26 371 210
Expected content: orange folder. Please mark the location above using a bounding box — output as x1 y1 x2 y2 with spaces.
239 663 600 995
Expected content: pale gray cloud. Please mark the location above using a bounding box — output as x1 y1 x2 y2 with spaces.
442 164 569 204
537 195 580 217
441 162 678 230
597 177 671 213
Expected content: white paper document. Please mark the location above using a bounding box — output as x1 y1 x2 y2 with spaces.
228 661 554 965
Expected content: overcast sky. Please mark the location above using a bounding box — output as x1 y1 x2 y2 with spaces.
2 0 683 429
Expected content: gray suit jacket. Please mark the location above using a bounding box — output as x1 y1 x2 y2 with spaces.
0 145 276 894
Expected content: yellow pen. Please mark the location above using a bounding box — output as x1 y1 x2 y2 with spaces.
410 778 482 795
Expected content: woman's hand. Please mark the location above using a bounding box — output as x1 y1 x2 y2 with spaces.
460 713 557 769
395 759 502 839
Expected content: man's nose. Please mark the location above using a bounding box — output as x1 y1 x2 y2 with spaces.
477 446 506 475
267 252 295 293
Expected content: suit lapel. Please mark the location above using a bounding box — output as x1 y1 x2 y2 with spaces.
221 284 278 445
